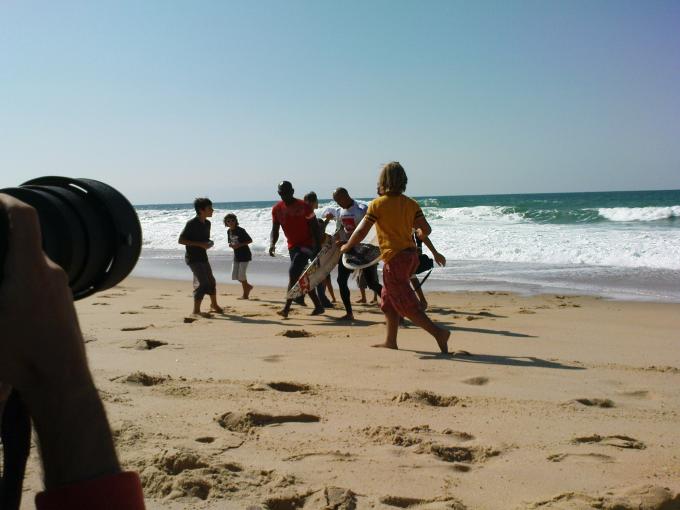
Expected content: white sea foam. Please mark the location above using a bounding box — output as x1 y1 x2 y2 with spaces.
137 205 680 270
423 206 524 223
137 206 276 253
597 206 680 222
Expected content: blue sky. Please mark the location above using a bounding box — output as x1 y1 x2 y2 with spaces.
1 0 679 204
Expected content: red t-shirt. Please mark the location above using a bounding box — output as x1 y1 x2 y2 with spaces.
272 199 315 249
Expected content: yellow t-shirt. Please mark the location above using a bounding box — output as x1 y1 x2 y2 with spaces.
365 194 424 262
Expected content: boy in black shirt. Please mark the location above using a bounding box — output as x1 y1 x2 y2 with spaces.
178 197 223 315
224 213 254 299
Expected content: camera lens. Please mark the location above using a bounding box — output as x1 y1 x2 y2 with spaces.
0 176 142 300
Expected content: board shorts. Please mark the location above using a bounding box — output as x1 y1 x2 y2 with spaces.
188 261 216 300
380 249 420 318
231 260 249 281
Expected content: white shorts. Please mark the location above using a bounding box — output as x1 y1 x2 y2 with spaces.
231 260 249 281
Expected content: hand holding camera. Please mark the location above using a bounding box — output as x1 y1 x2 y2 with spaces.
0 177 144 509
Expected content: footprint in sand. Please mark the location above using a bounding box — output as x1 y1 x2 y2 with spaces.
283 451 353 462
120 310 141 315
572 434 645 449
394 390 461 407
216 411 320 432
278 329 314 338
121 325 151 332
262 493 310 510
442 430 475 441
620 390 652 399
571 398 615 408
267 382 312 393
195 437 215 443
261 355 283 363
547 452 614 463
124 372 167 386
380 495 465 509
142 449 257 500
127 339 168 350
427 444 500 464
462 376 489 386
525 486 680 510
143 305 164 310
264 488 357 510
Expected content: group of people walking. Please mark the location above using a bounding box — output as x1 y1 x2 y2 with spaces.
178 161 450 354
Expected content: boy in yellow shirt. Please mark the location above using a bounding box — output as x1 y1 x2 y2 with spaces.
340 162 450 353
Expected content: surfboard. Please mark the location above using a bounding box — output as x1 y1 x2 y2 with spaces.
342 225 381 270
287 234 341 300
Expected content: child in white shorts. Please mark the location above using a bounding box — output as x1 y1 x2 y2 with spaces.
224 213 254 299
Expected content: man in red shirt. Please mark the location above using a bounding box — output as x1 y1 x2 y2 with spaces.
269 181 324 318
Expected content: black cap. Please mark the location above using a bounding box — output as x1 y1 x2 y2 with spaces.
277 181 293 195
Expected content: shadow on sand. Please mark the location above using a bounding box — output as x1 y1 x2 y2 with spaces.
404 350 583 370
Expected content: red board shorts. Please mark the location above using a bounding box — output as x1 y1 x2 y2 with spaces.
380 249 420 318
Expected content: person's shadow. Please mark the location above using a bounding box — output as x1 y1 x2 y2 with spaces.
403 349 583 370
402 321 536 339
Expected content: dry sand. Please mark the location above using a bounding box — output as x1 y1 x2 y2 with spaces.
17 277 680 509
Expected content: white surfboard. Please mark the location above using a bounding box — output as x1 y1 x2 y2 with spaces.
342 225 381 270
287 234 341 300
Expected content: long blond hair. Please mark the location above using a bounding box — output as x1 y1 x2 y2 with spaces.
377 161 408 195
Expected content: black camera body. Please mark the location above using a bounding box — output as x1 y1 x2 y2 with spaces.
0 177 142 510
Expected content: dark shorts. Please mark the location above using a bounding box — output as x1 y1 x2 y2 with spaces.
188 261 216 300
380 250 420 318
288 246 314 282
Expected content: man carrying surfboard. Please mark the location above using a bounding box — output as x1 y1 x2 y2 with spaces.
325 187 382 321
340 162 450 353
269 181 324 318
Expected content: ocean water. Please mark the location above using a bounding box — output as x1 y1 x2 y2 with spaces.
133 190 680 302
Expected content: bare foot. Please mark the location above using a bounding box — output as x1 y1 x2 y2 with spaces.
244 283 253 299
355 298 367 304
435 328 451 354
310 307 324 316
210 305 223 314
237 296 248 300
277 309 289 318
372 342 398 349
336 314 354 321
192 311 212 318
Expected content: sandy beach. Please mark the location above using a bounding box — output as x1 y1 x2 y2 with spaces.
19 277 680 509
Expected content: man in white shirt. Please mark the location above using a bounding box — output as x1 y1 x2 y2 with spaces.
325 187 382 321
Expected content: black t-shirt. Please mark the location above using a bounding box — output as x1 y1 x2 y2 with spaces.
228 226 252 262
180 217 210 264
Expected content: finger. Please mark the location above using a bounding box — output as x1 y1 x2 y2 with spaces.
0 194 46 271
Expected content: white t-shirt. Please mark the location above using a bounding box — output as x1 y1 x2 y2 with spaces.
326 201 368 241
